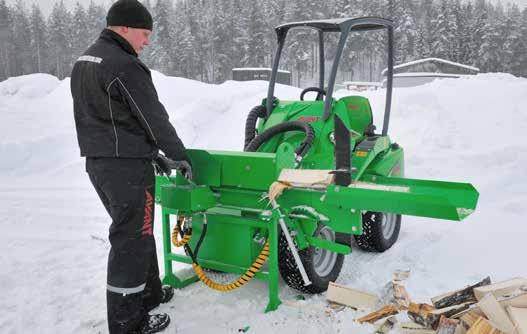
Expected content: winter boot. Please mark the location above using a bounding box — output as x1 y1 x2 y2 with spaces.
145 286 174 312
132 313 170 334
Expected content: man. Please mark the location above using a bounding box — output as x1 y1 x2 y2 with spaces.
70 0 191 333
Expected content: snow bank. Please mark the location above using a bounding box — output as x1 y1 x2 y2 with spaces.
0 73 61 99
1 72 526 333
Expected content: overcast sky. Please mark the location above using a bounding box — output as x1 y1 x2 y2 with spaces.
6 0 527 17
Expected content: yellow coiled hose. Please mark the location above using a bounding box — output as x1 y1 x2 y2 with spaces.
172 216 269 291
171 216 191 247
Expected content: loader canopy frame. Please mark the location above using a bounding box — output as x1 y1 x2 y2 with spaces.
266 17 394 136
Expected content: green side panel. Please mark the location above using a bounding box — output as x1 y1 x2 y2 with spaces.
324 177 479 221
160 184 216 213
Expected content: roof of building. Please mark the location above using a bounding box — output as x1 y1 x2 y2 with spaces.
381 58 480 76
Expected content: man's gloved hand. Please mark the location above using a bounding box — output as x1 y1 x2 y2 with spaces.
154 154 193 180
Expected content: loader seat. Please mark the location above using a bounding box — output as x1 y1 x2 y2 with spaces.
338 96 374 135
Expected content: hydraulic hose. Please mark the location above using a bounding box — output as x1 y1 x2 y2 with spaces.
244 105 267 149
245 121 315 164
172 215 270 292
171 216 191 247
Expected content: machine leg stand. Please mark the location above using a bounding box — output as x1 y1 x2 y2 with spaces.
265 217 282 312
162 211 199 289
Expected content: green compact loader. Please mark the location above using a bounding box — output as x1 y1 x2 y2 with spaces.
155 17 479 312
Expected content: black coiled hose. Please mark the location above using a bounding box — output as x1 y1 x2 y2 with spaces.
244 105 267 149
245 121 315 160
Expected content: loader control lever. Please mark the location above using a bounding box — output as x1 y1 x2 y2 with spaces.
300 87 326 101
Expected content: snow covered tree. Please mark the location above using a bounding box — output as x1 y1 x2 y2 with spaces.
0 0 14 80
29 4 48 73
70 3 90 66
12 0 32 75
246 1 267 67
48 0 72 79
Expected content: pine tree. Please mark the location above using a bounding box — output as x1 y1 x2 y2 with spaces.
150 0 174 74
0 0 13 80
86 1 105 44
48 0 72 79
29 4 48 73
71 3 90 65
247 1 266 67
12 0 32 75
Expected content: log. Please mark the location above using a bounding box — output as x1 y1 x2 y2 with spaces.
373 316 397 334
356 305 399 324
436 316 460 334
431 277 491 309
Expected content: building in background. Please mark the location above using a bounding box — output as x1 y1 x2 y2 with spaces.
232 68 292 85
381 58 480 88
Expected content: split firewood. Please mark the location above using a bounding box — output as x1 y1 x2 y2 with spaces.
407 303 437 329
459 310 485 329
326 282 379 310
356 305 399 324
473 277 527 301
436 316 460 334
454 323 467 334
478 293 515 333
373 316 397 334
393 282 411 309
399 322 435 334
498 286 527 308
431 277 491 309
506 306 527 334
466 317 504 334
451 304 484 319
408 302 472 329
393 269 411 283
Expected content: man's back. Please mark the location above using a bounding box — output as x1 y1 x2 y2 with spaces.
71 29 161 159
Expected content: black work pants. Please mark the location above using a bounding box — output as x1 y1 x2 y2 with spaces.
86 157 163 334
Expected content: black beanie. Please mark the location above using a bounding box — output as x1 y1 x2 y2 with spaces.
106 0 153 31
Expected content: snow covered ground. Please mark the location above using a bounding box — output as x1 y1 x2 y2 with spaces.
0 72 526 333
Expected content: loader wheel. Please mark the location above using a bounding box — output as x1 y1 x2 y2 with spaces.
278 224 344 294
354 212 401 252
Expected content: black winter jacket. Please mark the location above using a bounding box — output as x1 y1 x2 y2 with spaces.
70 29 188 162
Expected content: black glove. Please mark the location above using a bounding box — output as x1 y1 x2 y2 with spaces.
154 154 193 180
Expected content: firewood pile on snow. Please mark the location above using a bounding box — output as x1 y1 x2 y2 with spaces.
325 272 527 334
